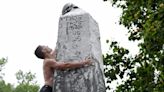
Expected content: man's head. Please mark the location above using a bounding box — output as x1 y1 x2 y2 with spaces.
34 45 52 59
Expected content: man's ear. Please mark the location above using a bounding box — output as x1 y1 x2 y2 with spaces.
42 48 46 53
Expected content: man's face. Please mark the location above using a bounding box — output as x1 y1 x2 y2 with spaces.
41 45 52 54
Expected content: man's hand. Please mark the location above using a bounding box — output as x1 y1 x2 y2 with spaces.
83 57 92 66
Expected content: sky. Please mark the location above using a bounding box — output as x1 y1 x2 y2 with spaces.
0 0 139 91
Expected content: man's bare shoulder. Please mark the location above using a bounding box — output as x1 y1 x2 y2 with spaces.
44 59 56 65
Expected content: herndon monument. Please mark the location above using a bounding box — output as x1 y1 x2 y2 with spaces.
53 3 106 92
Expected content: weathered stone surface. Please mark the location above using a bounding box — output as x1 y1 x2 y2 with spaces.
53 6 106 92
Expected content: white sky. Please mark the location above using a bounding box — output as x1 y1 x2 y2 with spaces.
0 0 139 91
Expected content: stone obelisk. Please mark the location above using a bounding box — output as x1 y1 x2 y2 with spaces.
53 3 106 92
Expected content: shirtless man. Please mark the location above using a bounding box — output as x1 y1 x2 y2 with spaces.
34 45 91 92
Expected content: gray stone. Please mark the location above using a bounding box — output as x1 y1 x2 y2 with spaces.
53 4 106 92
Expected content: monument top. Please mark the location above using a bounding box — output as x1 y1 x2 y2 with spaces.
61 3 87 16
62 3 79 15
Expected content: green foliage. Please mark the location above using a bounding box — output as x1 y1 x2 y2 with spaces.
15 70 40 92
104 41 164 91
103 41 136 91
0 80 14 92
105 0 164 52
0 58 7 79
0 58 40 92
16 70 37 85
0 58 13 92
14 84 39 92
103 0 164 91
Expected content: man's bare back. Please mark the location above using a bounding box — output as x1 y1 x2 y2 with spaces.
43 59 55 86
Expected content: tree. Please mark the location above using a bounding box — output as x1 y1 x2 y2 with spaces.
0 80 14 92
0 57 7 79
0 57 40 92
14 70 40 92
0 58 14 92
103 0 164 91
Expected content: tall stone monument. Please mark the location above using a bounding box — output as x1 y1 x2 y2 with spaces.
53 3 106 92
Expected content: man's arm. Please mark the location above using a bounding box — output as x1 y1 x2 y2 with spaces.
49 59 91 70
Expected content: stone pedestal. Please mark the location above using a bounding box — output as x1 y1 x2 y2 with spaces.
53 8 106 92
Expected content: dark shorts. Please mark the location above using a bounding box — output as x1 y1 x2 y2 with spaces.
40 85 52 92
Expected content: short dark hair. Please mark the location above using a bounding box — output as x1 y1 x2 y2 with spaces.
34 45 45 59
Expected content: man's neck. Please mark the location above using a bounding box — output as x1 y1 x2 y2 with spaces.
45 54 54 59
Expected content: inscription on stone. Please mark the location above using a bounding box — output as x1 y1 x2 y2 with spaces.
58 15 87 59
